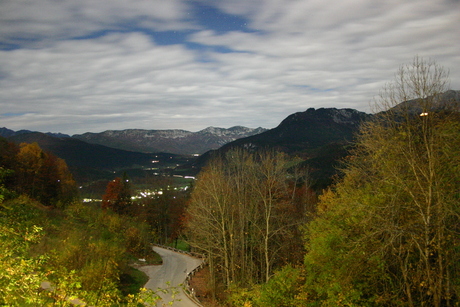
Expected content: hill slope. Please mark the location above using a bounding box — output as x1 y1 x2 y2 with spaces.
6 132 193 183
72 126 267 155
8 132 159 170
227 108 370 154
194 108 371 190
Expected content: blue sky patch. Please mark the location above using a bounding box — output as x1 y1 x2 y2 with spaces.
193 3 254 34
1 112 28 117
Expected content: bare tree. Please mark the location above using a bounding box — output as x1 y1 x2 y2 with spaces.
364 57 459 306
185 148 310 292
305 57 460 306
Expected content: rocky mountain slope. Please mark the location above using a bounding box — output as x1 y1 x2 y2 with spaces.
194 108 372 190
72 126 267 155
210 108 370 155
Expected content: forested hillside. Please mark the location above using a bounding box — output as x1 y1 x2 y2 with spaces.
185 57 460 306
0 139 176 305
193 108 370 192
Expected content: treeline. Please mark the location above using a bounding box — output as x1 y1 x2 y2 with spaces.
100 172 188 245
186 149 315 294
0 140 78 207
184 57 460 306
0 140 166 305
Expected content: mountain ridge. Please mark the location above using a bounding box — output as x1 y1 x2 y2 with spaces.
191 107 372 190
4 90 458 189
220 107 371 154
72 126 267 155
0 126 267 155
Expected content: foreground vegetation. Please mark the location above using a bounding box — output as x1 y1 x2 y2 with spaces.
0 196 160 305
0 142 166 305
185 148 314 296
185 57 460 306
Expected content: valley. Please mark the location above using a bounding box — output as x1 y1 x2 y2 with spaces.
1 85 460 306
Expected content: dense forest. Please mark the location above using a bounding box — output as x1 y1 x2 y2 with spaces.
184 58 460 306
1 57 459 306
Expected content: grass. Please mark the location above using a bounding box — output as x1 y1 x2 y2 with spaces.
119 266 149 295
168 238 190 252
119 248 163 295
144 249 163 265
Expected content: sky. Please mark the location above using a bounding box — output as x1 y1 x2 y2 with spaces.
0 0 459 135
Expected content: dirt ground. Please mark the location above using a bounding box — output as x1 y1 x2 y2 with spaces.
189 266 223 307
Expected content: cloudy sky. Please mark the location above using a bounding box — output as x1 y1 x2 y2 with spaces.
0 0 459 135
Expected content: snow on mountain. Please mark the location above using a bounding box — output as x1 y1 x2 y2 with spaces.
72 126 267 155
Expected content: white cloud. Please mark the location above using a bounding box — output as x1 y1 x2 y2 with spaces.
1 32 291 133
189 1 460 102
0 0 194 45
0 0 459 135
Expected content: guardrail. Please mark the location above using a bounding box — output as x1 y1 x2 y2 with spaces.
153 243 205 259
152 244 206 307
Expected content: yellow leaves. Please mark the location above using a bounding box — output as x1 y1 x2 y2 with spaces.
23 225 44 242
17 142 44 171
14 142 77 207
1 192 155 306
316 188 336 215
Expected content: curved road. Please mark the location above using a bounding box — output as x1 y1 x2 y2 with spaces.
139 246 203 307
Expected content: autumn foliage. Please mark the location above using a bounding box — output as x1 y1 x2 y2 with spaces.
0 139 77 207
185 148 313 295
101 174 132 214
0 139 159 306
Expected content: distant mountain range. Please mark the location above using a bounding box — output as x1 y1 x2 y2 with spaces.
0 126 267 155
3 131 193 183
73 126 267 155
1 111 365 188
0 127 70 139
3 90 458 189
0 126 267 182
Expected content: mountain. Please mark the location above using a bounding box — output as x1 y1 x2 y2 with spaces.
388 89 460 115
0 127 16 138
5 132 192 183
72 126 267 155
194 90 459 190
213 108 370 154
193 108 372 190
2 125 266 182
0 127 70 138
6 90 457 190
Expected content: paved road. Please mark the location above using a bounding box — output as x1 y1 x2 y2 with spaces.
139 246 203 307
